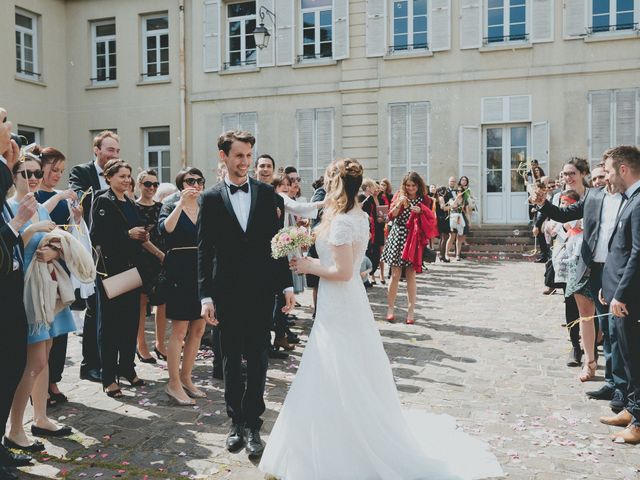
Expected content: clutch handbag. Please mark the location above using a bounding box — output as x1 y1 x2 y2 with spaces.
102 267 142 299
97 247 142 299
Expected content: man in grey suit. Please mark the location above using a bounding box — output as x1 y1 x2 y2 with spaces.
598 145 640 444
531 161 627 412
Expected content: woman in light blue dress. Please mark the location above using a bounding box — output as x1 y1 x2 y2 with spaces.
3 153 75 453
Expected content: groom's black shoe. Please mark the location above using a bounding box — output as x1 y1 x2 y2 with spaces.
245 427 264 458
586 384 615 400
226 424 245 452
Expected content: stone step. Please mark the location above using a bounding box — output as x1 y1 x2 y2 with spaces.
465 236 534 245
461 244 536 253
461 251 538 261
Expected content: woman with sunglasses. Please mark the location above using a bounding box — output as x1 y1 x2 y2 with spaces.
91 159 148 398
33 146 84 409
4 154 76 453
134 170 167 364
158 167 207 405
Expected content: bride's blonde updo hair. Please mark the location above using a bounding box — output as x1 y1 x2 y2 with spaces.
318 158 363 235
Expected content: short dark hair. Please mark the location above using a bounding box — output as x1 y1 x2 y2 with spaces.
175 166 204 191
603 145 640 174
256 153 275 169
217 130 255 156
272 173 290 190
284 166 297 175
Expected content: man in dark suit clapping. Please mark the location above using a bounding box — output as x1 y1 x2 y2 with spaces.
598 145 640 444
68 131 120 384
0 108 38 479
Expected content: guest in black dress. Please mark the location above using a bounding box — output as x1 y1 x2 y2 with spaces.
158 167 207 405
377 178 393 283
90 160 148 398
361 179 384 284
134 170 167 364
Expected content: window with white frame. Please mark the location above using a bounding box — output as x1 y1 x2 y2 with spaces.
388 102 430 189
17 125 42 146
91 20 116 84
221 112 258 153
144 128 171 182
15 9 39 79
296 108 334 192
392 0 428 52
226 2 257 69
486 0 526 44
589 88 639 164
142 14 169 79
300 0 333 60
591 0 637 33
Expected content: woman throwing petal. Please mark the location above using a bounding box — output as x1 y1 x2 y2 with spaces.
259 158 502 480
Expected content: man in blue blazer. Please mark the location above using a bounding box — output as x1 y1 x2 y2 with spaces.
598 145 640 444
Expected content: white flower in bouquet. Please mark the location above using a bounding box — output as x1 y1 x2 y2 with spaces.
271 226 315 259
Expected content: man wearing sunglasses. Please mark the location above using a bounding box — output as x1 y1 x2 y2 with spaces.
0 107 39 479
68 130 120 385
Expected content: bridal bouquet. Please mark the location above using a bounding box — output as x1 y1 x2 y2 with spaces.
271 226 315 259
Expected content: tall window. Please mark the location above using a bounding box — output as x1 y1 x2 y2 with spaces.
17 125 42 146
144 128 171 182
227 2 257 68
591 0 636 32
142 14 169 79
296 108 334 191
388 102 430 189
91 20 116 84
486 0 526 43
301 0 332 60
15 9 39 79
392 0 428 52
589 89 639 164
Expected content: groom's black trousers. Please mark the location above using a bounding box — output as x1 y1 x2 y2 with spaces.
216 292 274 430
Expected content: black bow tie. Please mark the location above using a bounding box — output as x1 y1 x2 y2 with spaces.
229 182 249 195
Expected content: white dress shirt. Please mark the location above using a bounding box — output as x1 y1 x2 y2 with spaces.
593 189 622 262
94 160 109 190
225 176 251 231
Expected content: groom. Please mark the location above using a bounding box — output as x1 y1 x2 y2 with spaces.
198 130 295 458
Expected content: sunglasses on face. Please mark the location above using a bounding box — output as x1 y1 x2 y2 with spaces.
184 177 205 186
17 169 44 179
142 181 160 188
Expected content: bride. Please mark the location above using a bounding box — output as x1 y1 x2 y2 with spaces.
259 158 503 480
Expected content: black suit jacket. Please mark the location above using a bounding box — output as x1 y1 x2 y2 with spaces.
540 187 605 282
197 178 291 332
69 161 102 225
90 189 143 277
602 186 640 306
0 161 21 277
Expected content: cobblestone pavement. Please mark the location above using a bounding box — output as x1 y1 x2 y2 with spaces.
14 261 640 479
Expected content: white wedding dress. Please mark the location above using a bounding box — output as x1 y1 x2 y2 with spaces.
259 209 503 480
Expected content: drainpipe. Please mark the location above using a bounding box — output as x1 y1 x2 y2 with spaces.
178 0 187 168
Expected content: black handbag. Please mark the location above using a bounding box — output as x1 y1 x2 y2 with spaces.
422 246 437 264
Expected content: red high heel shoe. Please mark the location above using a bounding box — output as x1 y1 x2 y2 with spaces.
385 314 395 323
405 317 415 325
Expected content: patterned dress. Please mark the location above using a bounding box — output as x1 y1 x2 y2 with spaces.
380 196 423 268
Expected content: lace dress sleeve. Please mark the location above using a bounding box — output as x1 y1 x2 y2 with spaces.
328 215 353 246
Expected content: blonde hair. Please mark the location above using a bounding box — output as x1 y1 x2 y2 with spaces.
361 178 376 192
317 158 364 236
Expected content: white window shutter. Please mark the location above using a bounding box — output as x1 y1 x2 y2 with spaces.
257 0 276 67
531 121 550 173
296 109 315 182
316 109 335 173
389 104 409 189
430 0 451 52
333 0 349 60
459 0 482 49
221 113 239 132
459 126 481 212
366 0 387 57
563 0 586 39
530 0 554 43
409 103 430 182
203 0 221 72
276 0 295 65
589 91 612 162
481 97 505 124
614 89 637 146
508 95 532 122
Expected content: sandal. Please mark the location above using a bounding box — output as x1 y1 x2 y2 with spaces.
579 361 597 382
48 389 68 404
